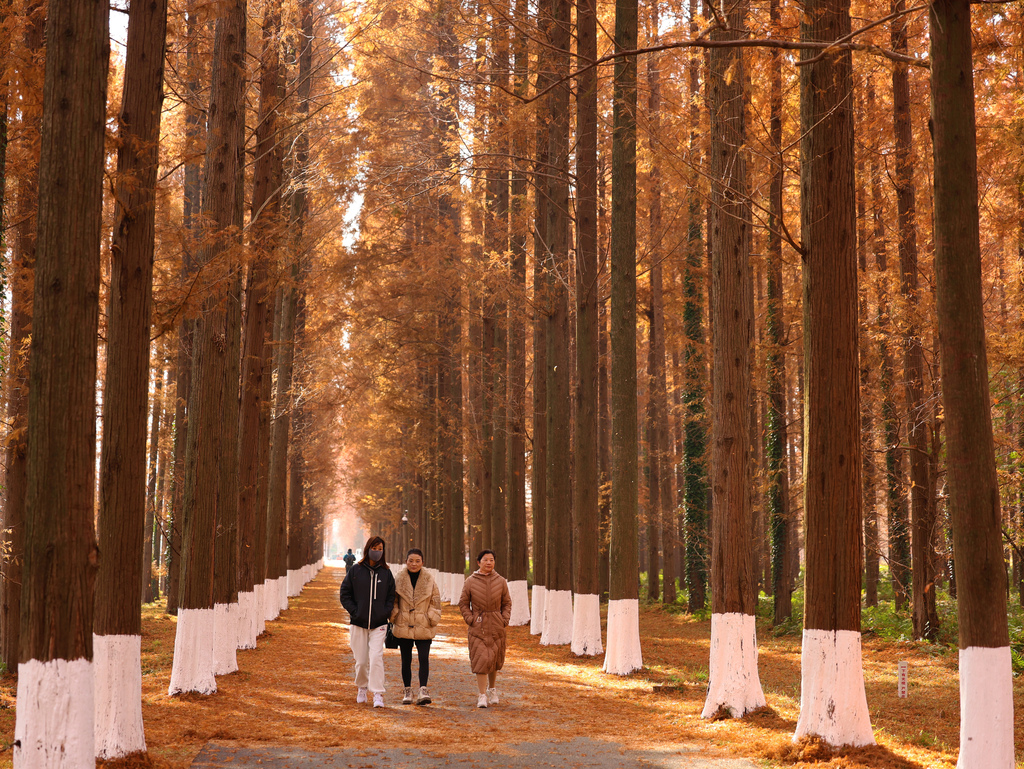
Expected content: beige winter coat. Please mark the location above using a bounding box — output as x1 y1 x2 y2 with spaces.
390 567 442 640
458 570 512 674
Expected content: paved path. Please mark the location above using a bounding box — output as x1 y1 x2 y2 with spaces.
188 565 757 769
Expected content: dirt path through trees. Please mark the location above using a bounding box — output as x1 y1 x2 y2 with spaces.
132 565 754 768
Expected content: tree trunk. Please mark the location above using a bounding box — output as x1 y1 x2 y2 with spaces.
604 0 642 675
506 0 531 626
795 0 873 746
766 0 792 625
169 3 246 696
930 1 1012 763
14 0 107 760
571 0 601 655
892 0 938 641
598 165 612 603
144 368 165 604
1 0 44 671
702 0 766 719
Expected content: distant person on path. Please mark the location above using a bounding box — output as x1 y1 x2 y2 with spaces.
343 548 356 573
458 549 512 708
391 548 442 705
339 536 396 708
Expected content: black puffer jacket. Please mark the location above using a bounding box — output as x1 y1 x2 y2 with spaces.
340 561 396 629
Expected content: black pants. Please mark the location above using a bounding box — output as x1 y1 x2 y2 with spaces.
397 638 432 687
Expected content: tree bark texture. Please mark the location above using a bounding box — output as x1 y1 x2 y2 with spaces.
19 0 108 663
929 0 1009 651
800 0 862 634
708 0 755 617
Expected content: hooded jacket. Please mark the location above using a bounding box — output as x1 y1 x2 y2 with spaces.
390 567 442 640
339 560 396 630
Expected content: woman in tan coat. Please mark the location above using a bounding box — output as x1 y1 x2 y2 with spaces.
458 549 513 708
391 548 442 705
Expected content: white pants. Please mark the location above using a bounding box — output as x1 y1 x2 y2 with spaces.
350 625 386 693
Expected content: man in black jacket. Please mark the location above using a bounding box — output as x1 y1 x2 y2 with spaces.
339 536 396 707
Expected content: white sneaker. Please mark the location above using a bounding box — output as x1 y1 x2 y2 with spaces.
477 693 488 708
416 686 431 705
373 692 384 708
487 687 499 705
402 687 413 704
356 687 367 704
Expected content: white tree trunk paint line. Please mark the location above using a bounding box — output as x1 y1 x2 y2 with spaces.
794 628 874 747
571 592 603 656
93 634 145 759
168 607 217 696
236 590 258 650
287 569 301 597
540 588 573 646
212 602 239 676
450 573 465 606
15 657 94 769
701 612 766 719
530 585 547 635
253 583 267 637
603 598 643 675
507 580 530 626
263 578 280 623
957 645 1014 769
277 575 289 612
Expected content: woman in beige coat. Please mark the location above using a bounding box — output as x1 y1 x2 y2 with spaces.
458 549 513 708
390 548 442 705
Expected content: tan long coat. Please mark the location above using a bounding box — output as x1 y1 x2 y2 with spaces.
390 567 442 640
458 570 512 674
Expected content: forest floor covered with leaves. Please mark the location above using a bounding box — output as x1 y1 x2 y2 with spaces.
0 564 1021 768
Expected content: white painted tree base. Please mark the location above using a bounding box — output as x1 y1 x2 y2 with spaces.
263 579 280 623
603 598 643 675
530 586 547 635
437 572 449 603
213 602 239 675
958 645 1014 768
449 573 465 606
15 657 94 769
253 583 267 637
168 608 217 695
287 569 302 597
794 628 874 747
93 634 146 759
508 580 530 626
236 590 258 650
541 589 573 646
277 576 289 612
701 612 766 718
571 593 603 656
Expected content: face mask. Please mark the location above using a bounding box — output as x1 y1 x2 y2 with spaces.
369 550 383 562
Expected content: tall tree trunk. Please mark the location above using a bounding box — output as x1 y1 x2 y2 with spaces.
166 5 204 617
683 0 708 614
604 0 642 675
1 0 44 670
571 0 601 655
930 1 1012 764
702 0 766 720
14 0 107 759
168 2 246 696
795 0 873 746
598 164 612 603
766 0 792 625
529 0 551 637
238 0 284 650
506 0 531 626
540 0 573 647
893 0 937 641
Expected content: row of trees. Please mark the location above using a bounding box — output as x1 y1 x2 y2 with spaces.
0 0 360 761
338 0 1016 764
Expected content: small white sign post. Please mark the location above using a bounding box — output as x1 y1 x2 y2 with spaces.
897 660 908 698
